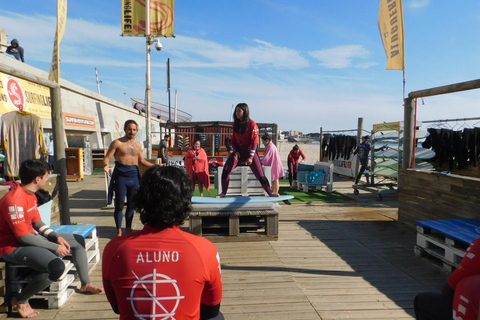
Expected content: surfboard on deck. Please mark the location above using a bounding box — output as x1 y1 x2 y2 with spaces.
192 195 294 204
375 147 435 160
373 130 429 142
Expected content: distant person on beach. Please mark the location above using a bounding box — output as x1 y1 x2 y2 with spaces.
287 144 306 187
217 103 278 197
0 159 103 318
47 136 54 172
103 120 154 237
157 134 171 164
103 166 224 320
185 139 210 196
6 39 24 62
261 133 284 195
414 236 480 320
353 135 371 185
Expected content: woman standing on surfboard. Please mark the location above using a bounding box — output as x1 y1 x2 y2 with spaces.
185 140 210 196
217 103 278 198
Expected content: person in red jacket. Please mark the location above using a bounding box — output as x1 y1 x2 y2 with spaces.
185 140 210 196
414 236 480 320
103 166 223 320
217 103 278 197
287 144 306 187
0 159 103 318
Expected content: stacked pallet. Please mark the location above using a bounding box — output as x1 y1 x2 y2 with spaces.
414 219 480 273
2 225 100 309
216 166 271 196
189 203 279 242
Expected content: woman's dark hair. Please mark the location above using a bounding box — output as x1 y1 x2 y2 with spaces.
19 159 49 184
134 166 193 230
261 133 272 142
292 144 299 151
124 119 138 131
233 103 250 133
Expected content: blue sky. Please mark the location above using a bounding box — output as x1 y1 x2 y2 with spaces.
2 0 480 133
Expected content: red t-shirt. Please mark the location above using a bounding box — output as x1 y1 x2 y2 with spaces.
448 237 480 289
231 120 259 148
449 237 480 320
102 225 222 320
288 149 306 162
0 186 41 256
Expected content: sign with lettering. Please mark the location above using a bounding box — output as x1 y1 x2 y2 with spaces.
0 72 51 118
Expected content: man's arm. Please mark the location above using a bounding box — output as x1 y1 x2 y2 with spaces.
138 142 155 167
104 140 118 174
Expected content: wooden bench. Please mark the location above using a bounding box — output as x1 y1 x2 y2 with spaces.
216 166 271 196
1 224 100 311
189 203 279 242
414 219 480 273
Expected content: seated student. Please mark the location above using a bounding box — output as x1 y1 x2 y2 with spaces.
102 166 224 320
414 236 480 320
0 159 103 318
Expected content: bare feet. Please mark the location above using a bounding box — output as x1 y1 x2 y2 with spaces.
270 193 280 197
200 193 203 197
11 298 40 318
125 228 133 234
215 193 226 198
79 282 104 294
116 229 122 237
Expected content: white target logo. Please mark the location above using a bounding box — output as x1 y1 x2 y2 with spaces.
128 269 185 319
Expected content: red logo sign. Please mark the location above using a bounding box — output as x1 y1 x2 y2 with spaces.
6 77 25 111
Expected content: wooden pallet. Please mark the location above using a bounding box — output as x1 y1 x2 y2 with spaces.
414 220 477 273
189 209 278 242
216 166 271 196
1 225 100 310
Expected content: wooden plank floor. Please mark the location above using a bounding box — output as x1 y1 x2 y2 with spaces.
1 175 448 319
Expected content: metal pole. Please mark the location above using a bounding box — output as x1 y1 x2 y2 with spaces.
167 58 171 123
174 89 177 122
145 0 152 159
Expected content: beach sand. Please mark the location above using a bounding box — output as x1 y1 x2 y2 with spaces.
276 140 321 167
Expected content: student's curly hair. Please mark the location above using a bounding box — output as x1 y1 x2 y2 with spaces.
133 166 193 230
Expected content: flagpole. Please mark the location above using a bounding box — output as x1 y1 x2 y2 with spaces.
145 0 152 159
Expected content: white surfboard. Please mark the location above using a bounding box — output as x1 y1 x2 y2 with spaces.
192 195 294 204
375 147 435 160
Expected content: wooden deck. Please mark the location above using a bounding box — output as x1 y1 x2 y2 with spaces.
1 175 447 319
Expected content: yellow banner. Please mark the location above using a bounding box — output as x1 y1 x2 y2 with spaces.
122 0 175 36
49 0 68 82
0 72 52 119
373 122 400 132
378 0 405 70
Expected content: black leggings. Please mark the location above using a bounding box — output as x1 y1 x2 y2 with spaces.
414 282 454 320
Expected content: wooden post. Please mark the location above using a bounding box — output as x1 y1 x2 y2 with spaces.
0 63 71 225
356 117 363 182
319 127 323 162
51 86 71 225
402 97 415 172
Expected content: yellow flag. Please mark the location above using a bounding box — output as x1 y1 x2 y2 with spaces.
378 0 405 70
48 0 68 82
122 0 175 37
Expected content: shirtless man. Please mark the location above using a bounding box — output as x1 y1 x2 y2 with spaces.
104 120 154 236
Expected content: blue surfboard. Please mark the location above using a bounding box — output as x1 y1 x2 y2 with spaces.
192 195 294 204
